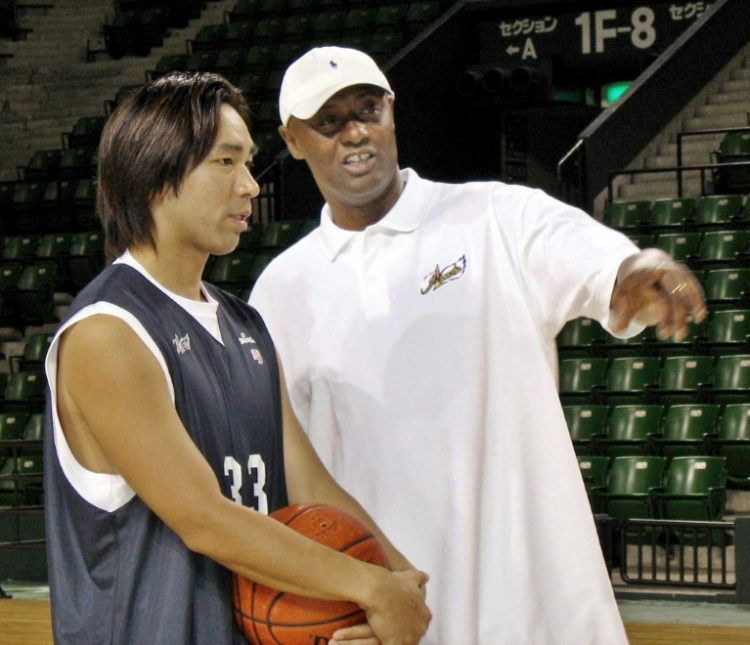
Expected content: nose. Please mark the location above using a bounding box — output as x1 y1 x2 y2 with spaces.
341 119 368 146
238 163 260 199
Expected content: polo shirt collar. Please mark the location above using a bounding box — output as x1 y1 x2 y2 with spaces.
319 168 425 261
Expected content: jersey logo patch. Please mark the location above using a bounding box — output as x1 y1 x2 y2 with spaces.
172 333 191 354
238 332 256 345
251 348 264 365
420 254 467 294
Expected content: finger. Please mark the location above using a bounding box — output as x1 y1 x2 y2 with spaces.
657 265 706 339
331 623 378 643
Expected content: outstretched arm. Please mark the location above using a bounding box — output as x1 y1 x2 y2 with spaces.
610 248 707 341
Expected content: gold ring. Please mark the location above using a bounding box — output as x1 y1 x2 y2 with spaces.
670 282 687 294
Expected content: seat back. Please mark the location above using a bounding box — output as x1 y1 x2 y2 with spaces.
658 355 714 391
706 309 750 345
558 358 607 395
563 404 608 454
649 197 695 228
695 194 744 226
602 200 651 230
704 268 750 304
605 356 660 392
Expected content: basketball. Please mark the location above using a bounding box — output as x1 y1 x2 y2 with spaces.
232 503 391 644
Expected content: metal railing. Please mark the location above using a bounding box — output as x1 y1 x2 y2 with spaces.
606 159 750 204
620 518 735 589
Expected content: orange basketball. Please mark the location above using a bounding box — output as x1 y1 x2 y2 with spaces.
232 503 390 644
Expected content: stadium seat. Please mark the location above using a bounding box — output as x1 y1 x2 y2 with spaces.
67 231 105 289
2 235 38 265
656 456 727 522
11 182 45 232
13 262 58 325
602 200 651 231
577 455 610 511
23 149 62 182
594 404 662 457
710 404 750 488
598 357 660 404
260 220 304 249
649 197 695 230
712 132 750 194
604 327 655 357
694 194 745 226
58 147 96 181
405 1 443 37
3 370 45 413
344 6 377 34
651 404 719 457
563 404 609 455
696 229 749 265
655 355 714 403
653 231 701 263
20 413 44 454
703 268 750 307
556 317 604 357
66 116 107 150
190 24 227 52
207 254 255 297
705 309 750 352
709 354 750 403
0 412 28 445
593 455 667 527
559 357 607 403
13 333 52 373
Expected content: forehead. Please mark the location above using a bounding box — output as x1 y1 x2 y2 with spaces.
316 84 388 112
215 103 255 152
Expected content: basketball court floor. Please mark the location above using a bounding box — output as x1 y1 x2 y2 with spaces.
2 580 750 644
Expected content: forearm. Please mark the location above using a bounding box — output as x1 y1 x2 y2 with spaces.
185 494 386 605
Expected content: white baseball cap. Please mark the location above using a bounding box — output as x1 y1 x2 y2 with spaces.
278 46 393 125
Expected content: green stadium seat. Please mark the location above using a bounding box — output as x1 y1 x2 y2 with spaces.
3 370 45 413
2 235 39 265
709 354 750 403
260 220 304 248
694 194 745 226
556 317 605 357
655 355 714 403
0 412 28 446
602 200 651 231
67 116 107 149
704 268 750 306
710 404 750 488
13 262 58 325
563 404 609 455
696 229 749 264
559 357 607 403
13 332 52 373
24 149 62 182
598 357 660 404
604 327 655 357
653 232 701 262
594 404 662 457
67 231 105 289
593 455 667 527
651 404 719 457
190 23 227 52
656 456 727 522
207 253 255 297
577 455 610 511
705 309 750 352
649 197 696 229
712 132 750 193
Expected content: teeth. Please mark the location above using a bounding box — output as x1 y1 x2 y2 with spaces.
344 152 372 164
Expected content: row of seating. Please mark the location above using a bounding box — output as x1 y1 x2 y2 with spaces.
0 178 98 234
0 453 43 506
560 354 750 405
567 403 750 487
579 455 728 524
628 228 750 266
559 309 750 358
603 193 750 232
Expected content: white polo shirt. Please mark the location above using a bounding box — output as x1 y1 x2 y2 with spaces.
250 169 637 645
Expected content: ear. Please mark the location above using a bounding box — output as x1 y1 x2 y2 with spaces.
278 124 306 160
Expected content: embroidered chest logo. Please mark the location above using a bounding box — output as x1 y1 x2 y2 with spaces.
420 254 467 294
172 333 191 354
238 332 264 365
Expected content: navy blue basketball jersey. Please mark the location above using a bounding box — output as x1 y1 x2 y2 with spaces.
44 264 288 644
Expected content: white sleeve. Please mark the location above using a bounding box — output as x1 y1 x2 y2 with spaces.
501 187 640 338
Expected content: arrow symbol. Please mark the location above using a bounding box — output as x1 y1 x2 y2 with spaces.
506 45 520 55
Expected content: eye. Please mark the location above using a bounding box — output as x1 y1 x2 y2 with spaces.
218 157 234 167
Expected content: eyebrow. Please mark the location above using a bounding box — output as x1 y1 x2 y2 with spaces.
216 141 259 158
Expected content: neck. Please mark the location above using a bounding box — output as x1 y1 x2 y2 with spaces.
328 169 405 231
129 245 207 301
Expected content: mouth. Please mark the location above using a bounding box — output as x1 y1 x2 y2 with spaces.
342 151 375 172
229 211 250 231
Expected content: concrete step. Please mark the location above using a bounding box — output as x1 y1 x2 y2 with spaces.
618 177 704 200
730 67 750 81
684 113 750 130
722 79 750 93
695 102 750 117
708 90 750 105
646 152 710 169
657 138 724 156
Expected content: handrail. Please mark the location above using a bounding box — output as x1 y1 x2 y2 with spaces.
607 159 750 203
